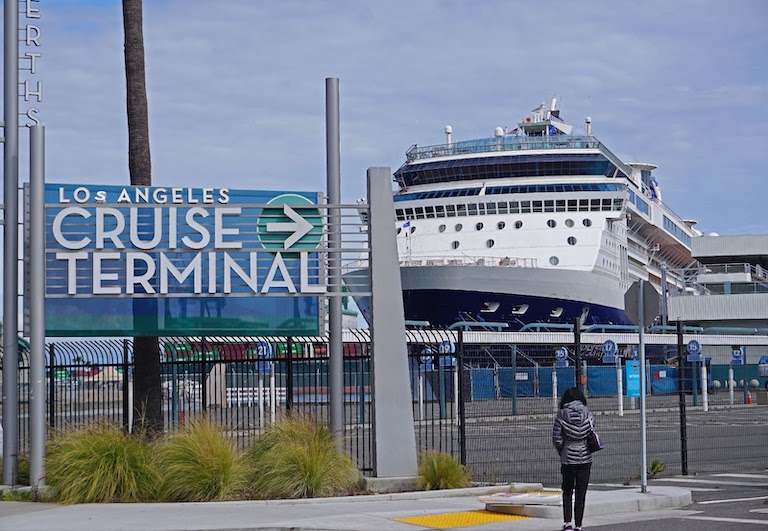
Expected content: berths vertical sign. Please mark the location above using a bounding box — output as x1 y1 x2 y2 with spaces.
22 0 43 126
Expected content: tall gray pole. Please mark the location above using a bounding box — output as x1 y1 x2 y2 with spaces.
325 78 343 442
638 279 648 493
3 0 20 485
29 125 45 488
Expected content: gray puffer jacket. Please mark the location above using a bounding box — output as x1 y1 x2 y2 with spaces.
552 400 594 465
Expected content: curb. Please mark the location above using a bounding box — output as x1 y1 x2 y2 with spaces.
486 486 692 518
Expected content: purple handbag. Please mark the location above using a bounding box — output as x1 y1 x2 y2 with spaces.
587 419 604 453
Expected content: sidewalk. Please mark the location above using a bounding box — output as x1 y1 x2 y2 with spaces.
0 483 692 531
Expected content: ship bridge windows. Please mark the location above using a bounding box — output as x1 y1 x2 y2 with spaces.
394 154 620 187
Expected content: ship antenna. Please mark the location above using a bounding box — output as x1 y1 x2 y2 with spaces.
445 125 453 145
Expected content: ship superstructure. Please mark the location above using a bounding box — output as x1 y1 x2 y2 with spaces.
374 98 699 330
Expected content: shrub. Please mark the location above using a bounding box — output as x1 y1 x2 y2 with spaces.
246 415 360 499
46 423 158 504
648 459 666 479
416 450 470 490
156 418 248 502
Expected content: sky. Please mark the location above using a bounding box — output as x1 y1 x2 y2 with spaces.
3 0 768 238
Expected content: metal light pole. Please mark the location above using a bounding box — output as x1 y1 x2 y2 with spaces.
3 0 21 485
325 78 343 444
29 125 46 488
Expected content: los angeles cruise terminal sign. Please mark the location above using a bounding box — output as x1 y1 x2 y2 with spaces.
45 184 325 337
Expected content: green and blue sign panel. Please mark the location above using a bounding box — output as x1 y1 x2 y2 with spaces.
45 184 325 336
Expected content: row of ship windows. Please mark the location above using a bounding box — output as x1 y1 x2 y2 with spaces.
395 198 622 221
393 182 625 202
445 236 583 250
397 218 595 235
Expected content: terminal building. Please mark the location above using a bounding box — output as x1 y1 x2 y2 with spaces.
667 233 768 364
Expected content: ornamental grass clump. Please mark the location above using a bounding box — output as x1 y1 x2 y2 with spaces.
246 415 360 499
46 423 158 504
156 418 248 502
416 450 471 490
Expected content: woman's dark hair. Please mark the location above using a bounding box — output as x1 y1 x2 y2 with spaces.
559 387 587 409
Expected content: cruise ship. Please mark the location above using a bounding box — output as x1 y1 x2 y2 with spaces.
355 98 700 330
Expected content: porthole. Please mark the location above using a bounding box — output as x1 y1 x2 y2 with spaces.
514 220 523 229
583 218 592 227
486 239 495 248
497 221 506 230
567 236 577 246
397 228 402 235
439 224 446 233
565 219 574 227
455 223 463 232
451 241 460 250
547 219 557 228
549 256 560 266
410 226 416 234
475 222 484 231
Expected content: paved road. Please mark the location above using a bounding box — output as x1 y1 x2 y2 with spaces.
586 469 768 530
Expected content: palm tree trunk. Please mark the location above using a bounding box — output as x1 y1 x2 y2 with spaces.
123 0 162 435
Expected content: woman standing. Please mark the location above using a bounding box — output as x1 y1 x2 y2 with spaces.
552 387 594 531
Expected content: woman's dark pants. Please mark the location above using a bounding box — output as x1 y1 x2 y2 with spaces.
561 462 592 527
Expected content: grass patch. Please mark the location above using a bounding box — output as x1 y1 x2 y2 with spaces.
246 415 360 499
0 489 35 502
156 418 248 502
46 423 158 504
416 450 470 490
0 456 30 486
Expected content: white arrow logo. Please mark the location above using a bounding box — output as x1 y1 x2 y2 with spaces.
265 205 313 249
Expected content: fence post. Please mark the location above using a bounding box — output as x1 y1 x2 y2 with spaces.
511 344 518 416
286 337 293 413
701 363 708 412
438 351 446 420
201 337 208 412
573 317 583 394
457 329 466 467
48 344 56 429
122 339 130 432
676 320 689 475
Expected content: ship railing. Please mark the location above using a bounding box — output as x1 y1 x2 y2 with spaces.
667 262 768 297
398 255 538 268
404 135 632 176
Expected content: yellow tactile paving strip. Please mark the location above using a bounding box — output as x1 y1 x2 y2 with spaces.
395 510 530 529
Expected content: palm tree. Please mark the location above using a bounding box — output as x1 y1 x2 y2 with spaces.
123 0 162 434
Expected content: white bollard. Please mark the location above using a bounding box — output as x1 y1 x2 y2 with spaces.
728 366 735 405
701 363 708 412
454 366 459 426
617 358 624 416
552 365 559 412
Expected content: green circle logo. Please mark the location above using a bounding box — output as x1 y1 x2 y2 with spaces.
256 194 323 258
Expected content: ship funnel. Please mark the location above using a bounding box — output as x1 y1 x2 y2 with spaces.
585 116 592 136
445 125 453 145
